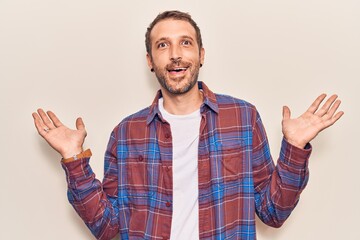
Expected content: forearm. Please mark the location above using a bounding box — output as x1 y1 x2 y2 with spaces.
62 152 119 240
255 138 311 227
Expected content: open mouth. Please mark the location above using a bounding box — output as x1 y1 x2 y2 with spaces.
167 67 188 74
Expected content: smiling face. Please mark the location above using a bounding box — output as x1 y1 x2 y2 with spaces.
147 19 205 95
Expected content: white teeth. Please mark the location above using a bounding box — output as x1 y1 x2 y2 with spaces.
168 67 187 72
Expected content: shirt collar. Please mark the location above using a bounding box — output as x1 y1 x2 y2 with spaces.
146 81 219 125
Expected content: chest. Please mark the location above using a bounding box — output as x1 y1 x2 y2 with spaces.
117 116 254 198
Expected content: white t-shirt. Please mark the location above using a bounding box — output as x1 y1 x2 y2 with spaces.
158 98 201 240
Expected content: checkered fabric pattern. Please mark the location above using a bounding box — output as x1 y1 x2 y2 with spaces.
62 81 311 240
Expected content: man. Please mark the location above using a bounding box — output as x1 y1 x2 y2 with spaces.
32 10 343 240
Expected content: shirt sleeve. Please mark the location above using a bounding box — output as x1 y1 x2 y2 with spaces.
61 130 119 240
252 109 312 228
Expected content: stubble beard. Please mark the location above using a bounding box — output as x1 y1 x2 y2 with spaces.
153 60 201 95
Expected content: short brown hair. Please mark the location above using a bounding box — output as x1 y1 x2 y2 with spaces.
145 10 203 55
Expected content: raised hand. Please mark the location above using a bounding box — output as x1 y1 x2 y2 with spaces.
32 109 87 159
282 94 344 149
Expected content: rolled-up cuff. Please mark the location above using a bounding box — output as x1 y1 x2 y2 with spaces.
279 138 312 169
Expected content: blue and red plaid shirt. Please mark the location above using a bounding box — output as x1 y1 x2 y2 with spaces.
62 81 311 240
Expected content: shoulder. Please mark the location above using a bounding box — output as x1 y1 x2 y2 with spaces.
213 93 261 127
112 106 151 135
215 93 257 112
121 106 151 123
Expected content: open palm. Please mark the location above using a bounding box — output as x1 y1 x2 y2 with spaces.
32 109 87 159
282 94 344 149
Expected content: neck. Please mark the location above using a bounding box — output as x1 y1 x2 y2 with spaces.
161 84 203 115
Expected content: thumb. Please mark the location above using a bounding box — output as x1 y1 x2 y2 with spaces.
76 117 85 130
282 106 291 120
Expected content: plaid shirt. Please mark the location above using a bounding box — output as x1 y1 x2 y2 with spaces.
62 82 311 240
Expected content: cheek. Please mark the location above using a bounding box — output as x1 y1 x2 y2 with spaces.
152 49 170 60
184 51 201 63
152 56 168 68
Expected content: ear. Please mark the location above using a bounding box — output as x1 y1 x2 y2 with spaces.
200 47 205 66
146 53 153 71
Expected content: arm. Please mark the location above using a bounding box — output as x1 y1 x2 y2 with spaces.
32 109 119 239
253 94 343 227
62 131 119 239
252 112 311 227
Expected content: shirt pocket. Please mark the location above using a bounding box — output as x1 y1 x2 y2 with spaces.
126 154 156 197
218 139 247 182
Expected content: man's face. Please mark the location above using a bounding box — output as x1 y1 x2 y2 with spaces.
147 19 205 95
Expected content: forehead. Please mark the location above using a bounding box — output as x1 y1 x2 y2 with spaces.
150 19 197 42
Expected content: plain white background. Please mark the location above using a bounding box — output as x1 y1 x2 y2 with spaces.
1 0 359 239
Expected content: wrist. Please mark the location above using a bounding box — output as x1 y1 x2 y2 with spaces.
61 148 83 159
62 149 92 163
285 138 306 149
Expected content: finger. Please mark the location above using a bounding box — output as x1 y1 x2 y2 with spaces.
37 108 55 129
315 94 338 117
307 94 327 114
323 99 341 119
333 111 345 123
32 112 48 136
323 111 344 129
76 117 85 130
282 106 291 120
47 111 63 128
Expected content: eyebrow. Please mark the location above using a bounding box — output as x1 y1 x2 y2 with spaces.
154 35 195 46
154 37 170 46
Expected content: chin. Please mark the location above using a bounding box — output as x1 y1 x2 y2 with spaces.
165 79 197 95
155 67 199 95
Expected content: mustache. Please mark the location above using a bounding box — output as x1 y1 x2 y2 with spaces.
165 59 192 70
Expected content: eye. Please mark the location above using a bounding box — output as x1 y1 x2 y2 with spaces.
182 40 191 45
158 42 168 48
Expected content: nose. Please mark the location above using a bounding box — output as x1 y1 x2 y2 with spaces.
169 45 182 62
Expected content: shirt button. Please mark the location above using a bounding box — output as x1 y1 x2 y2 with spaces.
165 201 171 207
166 166 171 172
164 132 170 139
138 155 144 162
